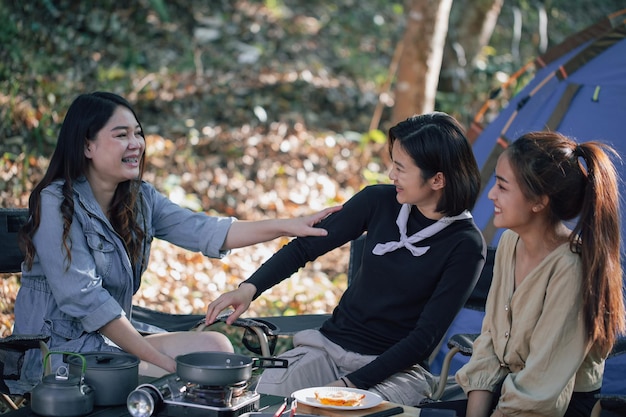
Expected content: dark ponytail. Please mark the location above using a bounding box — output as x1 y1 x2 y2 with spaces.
507 132 624 356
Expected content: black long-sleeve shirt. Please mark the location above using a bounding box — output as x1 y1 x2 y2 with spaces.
245 184 486 388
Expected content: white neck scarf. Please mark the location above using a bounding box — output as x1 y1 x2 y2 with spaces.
372 204 472 256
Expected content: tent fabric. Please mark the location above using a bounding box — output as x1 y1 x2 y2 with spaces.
430 9 626 396
470 10 626 245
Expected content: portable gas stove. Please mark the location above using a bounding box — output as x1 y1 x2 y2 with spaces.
126 373 261 417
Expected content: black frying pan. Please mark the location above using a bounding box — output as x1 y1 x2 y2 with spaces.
175 352 287 386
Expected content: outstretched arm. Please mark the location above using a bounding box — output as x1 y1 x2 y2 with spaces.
221 205 342 249
100 316 177 373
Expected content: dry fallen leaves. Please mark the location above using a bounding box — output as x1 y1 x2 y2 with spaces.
0 129 375 338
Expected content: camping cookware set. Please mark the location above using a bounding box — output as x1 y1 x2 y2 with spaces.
31 350 287 417
30 351 140 416
126 352 288 417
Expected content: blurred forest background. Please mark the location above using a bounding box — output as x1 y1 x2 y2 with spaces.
1 0 624 341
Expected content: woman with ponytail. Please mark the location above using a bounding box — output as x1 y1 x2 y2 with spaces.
452 132 624 416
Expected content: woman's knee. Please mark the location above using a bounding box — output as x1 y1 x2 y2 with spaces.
187 330 234 353
203 331 234 351
146 330 234 356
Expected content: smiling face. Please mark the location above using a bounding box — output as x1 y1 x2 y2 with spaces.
488 152 541 232
389 142 443 215
84 106 145 190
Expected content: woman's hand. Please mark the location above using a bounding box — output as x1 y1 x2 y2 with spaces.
156 352 177 373
285 205 343 237
222 205 342 249
205 283 257 325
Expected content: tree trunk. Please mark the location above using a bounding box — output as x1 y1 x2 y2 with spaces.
439 0 503 93
391 0 453 125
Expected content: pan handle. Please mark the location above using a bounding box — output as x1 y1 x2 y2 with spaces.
252 357 289 369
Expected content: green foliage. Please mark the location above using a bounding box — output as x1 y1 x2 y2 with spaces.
364 129 387 145
362 168 388 185
318 2 404 81
0 6 20 82
264 0 285 17
148 0 170 22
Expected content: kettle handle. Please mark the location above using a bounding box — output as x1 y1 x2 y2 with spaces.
43 351 87 379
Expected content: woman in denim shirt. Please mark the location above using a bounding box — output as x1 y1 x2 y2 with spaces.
11 91 340 393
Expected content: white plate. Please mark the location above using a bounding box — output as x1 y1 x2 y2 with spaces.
291 387 383 410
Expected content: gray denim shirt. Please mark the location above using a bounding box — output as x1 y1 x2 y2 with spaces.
10 177 234 392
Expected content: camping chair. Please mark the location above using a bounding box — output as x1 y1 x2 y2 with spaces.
590 336 626 417
427 246 495 401
430 333 478 401
202 238 494 360
187 234 371 357
428 314 626 406
0 208 50 411
0 207 329 360
208 238 496 402
132 234 369 357
0 206 342 350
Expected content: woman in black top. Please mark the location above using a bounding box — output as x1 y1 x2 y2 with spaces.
206 112 486 405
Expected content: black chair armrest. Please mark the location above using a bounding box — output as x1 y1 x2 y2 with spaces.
446 333 478 356
131 305 205 333
234 314 330 336
213 315 278 335
1 333 50 396
209 314 330 356
0 334 49 352
431 333 479 401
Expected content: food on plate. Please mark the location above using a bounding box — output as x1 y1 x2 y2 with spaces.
314 390 366 407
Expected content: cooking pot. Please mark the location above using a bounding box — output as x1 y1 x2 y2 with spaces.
67 351 139 406
175 352 288 386
31 352 95 417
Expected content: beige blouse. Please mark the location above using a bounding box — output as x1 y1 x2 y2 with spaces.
455 230 604 417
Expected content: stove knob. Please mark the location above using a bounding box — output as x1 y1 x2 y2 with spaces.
127 386 161 417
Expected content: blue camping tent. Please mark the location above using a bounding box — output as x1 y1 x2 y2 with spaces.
431 9 626 395
471 9 626 248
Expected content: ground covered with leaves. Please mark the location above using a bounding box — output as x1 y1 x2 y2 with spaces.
0 0 402 338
